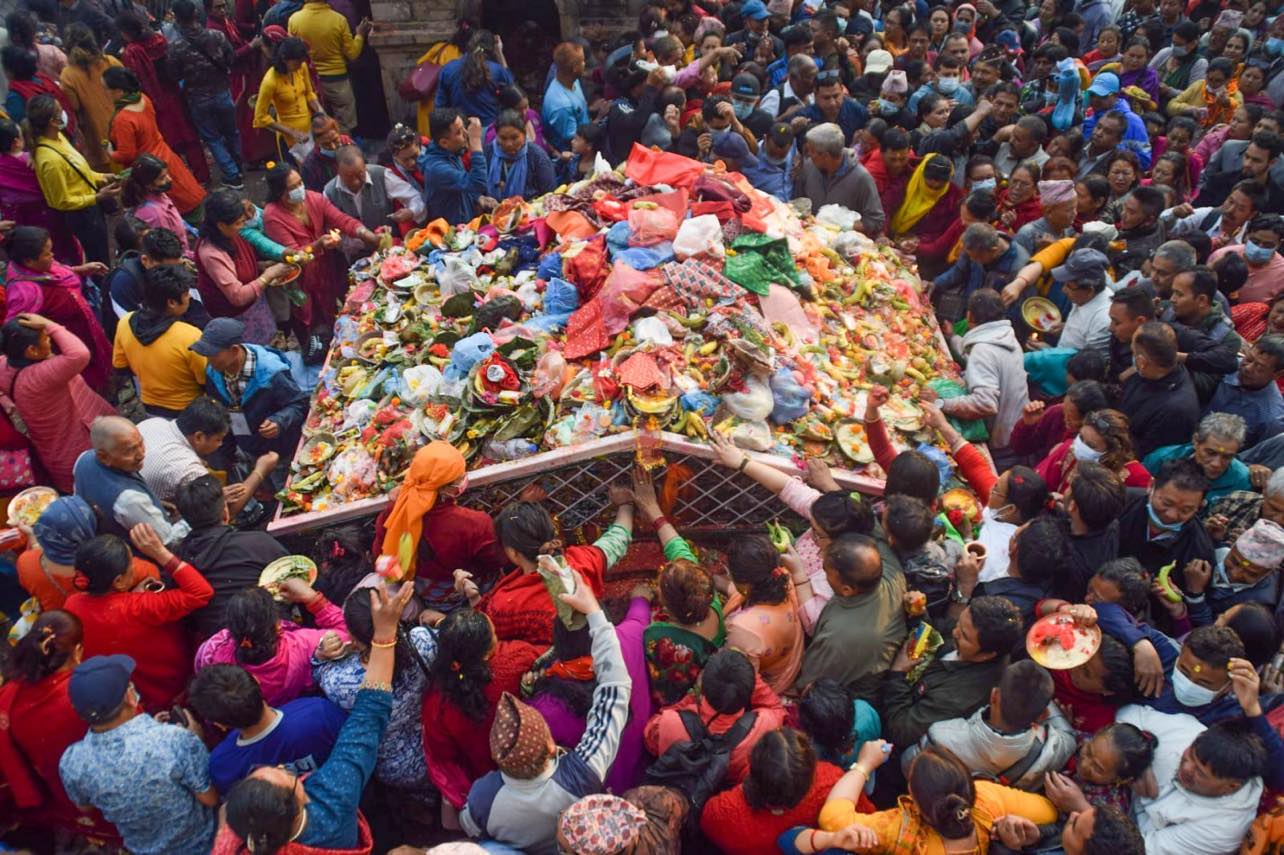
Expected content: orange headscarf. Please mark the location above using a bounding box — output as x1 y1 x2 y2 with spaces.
379 441 467 578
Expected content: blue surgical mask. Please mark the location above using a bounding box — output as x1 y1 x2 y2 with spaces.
878 98 900 115
971 176 997 192
1244 239 1277 265
937 76 960 94
836 15 848 32
1171 667 1220 708
320 147 337 159
1269 37 1284 57
287 185 307 204
1146 499 1185 533
1172 44 1190 58
733 100 754 119
1071 434 1102 463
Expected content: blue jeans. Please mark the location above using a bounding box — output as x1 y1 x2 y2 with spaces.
188 89 242 183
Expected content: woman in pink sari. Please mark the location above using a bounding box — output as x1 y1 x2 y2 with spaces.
3 226 112 391
0 118 81 265
262 162 378 357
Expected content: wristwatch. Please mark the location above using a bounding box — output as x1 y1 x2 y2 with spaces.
950 587 971 605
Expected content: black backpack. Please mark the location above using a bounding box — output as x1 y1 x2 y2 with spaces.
643 709 758 816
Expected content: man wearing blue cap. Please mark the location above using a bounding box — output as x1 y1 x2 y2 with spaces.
1081 72 1153 170
190 317 309 484
59 655 217 855
726 0 784 63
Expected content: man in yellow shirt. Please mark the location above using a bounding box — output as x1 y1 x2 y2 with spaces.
287 0 371 133
113 264 209 418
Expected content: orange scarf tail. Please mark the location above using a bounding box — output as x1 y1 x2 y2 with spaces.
379 441 467 578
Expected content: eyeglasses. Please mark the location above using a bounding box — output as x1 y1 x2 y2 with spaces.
817 69 843 83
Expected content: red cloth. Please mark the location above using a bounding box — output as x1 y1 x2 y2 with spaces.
263 191 365 329
1233 302 1269 343
563 238 610 303
998 189 1043 233
8 74 77 137
623 145 706 189
121 33 201 152
1052 668 1117 734
864 148 914 222
1035 438 1153 494
0 671 119 841
372 500 508 592
4 261 113 392
701 762 866 855
196 233 260 317
476 545 606 646
1008 403 1070 462
420 638 542 808
63 559 213 712
108 96 206 214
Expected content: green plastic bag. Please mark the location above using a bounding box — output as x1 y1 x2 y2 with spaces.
723 232 801 296
928 377 989 443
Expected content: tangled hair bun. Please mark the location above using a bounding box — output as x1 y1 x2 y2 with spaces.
656 559 714 625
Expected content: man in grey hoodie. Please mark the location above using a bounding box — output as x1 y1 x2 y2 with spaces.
796 122 886 235
905 659 1077 792
927 288 1029 467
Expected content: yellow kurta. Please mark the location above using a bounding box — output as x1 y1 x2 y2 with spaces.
287 1 364 76
253 65 317 134
818 782 1058 855
32 132 111 212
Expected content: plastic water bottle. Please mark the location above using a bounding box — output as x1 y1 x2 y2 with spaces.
483 439 538 461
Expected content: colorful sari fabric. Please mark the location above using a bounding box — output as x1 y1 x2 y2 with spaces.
889 154 954 237
3 260 112 390
643 597 726 707
0 152 81 264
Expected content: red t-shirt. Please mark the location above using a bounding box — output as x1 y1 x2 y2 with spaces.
477 545 606 646
63 559 212 712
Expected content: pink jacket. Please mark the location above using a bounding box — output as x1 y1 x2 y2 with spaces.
194 595 349 706
0 323 115 492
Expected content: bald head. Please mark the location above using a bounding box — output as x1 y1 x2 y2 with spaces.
336 145 368 193
91 417 146 473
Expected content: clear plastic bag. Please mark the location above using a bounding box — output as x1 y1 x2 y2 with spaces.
627 204 682 246
672 214 726 260
438 255 480 297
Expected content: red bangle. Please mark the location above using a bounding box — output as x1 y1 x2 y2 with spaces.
809 829 818 852
652 515 671 532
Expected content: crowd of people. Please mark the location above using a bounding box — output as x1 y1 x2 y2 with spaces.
2 0 1284 852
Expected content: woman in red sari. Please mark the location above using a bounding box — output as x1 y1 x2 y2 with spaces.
0 118 81 265
0 611 121 846
3 225 112 391
262 162 378 355
997 162 1044 233
116 11 210 185
104 67 206 216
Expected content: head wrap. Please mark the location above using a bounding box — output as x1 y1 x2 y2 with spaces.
1214 9 1244 30
1235 519 1284 570
378 441 466 578
621 786 689 855
33 496 95 565
881 69 908 96
558 794 648 855
1038 179 1076 206
890 153 954 236
261 24 288 44
490 691 553 779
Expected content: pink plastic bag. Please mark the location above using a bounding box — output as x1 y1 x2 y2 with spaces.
599 263 662 333
627 204 682 246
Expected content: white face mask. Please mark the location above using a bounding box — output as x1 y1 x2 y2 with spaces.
981 505 1015 526
1172 666 1220 707
1071 434 1103 463
287 185 307 204
56 109 69 129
